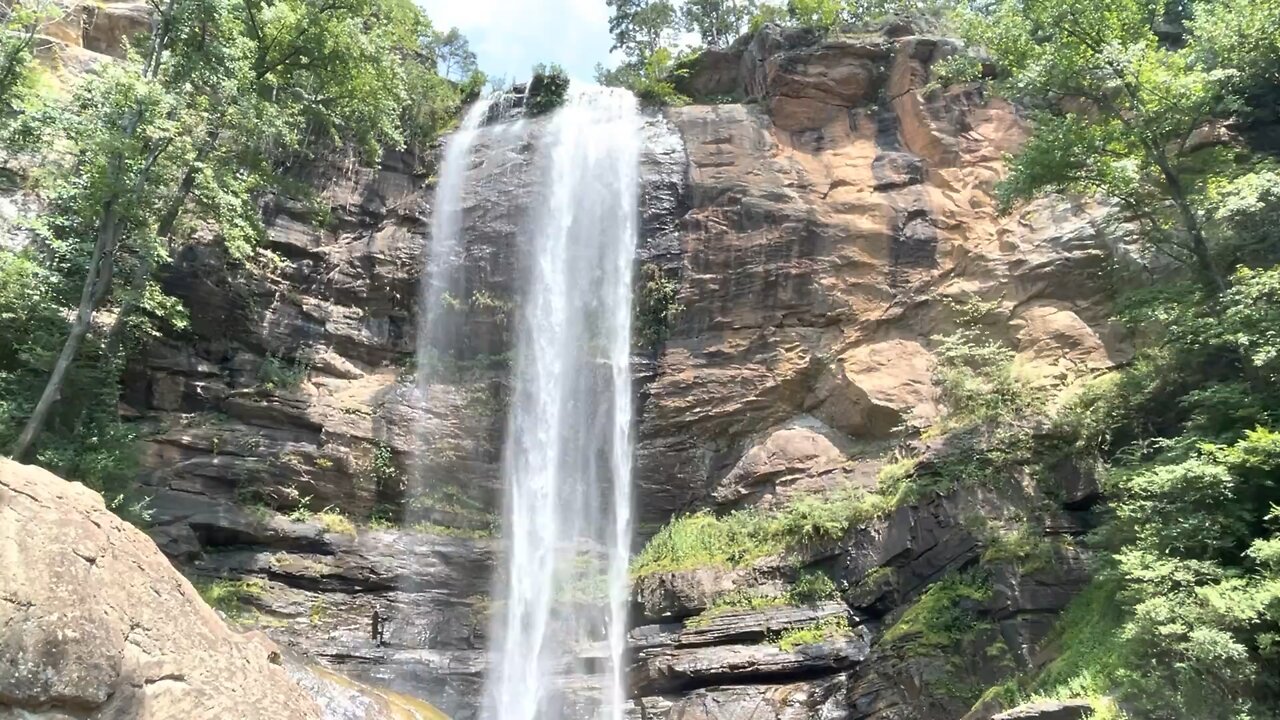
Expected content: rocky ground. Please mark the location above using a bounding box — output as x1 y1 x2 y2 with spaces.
12 14 1132 720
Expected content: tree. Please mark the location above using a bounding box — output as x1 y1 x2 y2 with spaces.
606 0 678 62
8 0 463 460
681 0 758 48
957 0 1232 291
0 0 61 113
434 27 478 82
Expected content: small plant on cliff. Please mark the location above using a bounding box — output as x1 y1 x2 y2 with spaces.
194 577 267 619
773 614 853 651
932 297 1044 432
881 570 992 654
634 262 682 349
258 354 310 392
632 485 892 575
527 63 571 115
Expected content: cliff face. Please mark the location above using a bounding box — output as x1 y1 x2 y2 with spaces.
59 21 1127 720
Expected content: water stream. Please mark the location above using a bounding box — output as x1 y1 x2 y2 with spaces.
483 88 641 720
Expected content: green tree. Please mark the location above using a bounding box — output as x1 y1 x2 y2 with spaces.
606 0 678 62
0 0 60 113
7 0 464 460
957 0 1235 290
434 27 478 81
681 0 758 47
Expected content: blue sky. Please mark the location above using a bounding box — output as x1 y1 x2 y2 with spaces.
417 0 618 84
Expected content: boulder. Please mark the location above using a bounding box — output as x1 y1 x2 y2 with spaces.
0 459 443 720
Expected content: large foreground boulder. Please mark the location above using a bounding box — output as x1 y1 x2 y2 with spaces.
0 458 445 720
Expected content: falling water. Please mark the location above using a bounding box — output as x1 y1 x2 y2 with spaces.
484 88 641 720
415 96 495 399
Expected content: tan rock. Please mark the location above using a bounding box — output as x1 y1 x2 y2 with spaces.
0 459 443 720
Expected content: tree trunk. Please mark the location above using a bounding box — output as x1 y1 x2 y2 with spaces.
102 138 211 353
9 203 122 460
1154 152 1227 293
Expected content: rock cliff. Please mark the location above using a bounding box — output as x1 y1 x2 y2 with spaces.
17 15 1127 720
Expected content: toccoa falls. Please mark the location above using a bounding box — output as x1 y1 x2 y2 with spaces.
3 3 1280 720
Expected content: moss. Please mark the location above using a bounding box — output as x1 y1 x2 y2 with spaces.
1028 580 1127 701
686 569 838 628
686 591 789 628
774 615 853 651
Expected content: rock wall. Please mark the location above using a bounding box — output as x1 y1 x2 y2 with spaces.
23 17 1130 720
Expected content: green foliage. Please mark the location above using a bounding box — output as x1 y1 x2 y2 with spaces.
368 441 405 495
258 354 309 391
681 0 758 48
0 0 59 116
632 485 893 576
1190 0 1280 101
634 262 682 348
881 571 991 653
597 47 692 107
980 524 1054 573
1021 263 1280 715
287 501 357 535
0 251 141 509
606 0 678 62
194 577 267 619
774 614 853 651
410 522 494 539
784 0 947 30
790 569 839 603
1 0 474 484
932 298 1044 430
527 63 571 115
953 0 1262 287
748 3 790 30
686 569 839 627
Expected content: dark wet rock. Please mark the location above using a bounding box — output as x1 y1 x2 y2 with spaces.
992 699 1094 720
635 632 870 695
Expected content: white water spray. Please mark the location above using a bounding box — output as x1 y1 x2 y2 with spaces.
484 88 641 720
414 97 494 404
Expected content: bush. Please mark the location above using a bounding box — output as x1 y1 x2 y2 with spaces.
632 485 893 576
193 577 266 619
774 615 852 651
527 63 570 115
881 571 991 653
634 263 681 348
258 353 309 391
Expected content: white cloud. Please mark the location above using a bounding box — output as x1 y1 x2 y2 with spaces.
417 0 615 84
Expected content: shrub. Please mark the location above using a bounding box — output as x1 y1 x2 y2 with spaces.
774 615 852 651
632 485 893 576
313 507 356 535
527 63 570 115
194 577 266 619
881 571 991 653
259 353 309 391
634 263 681 349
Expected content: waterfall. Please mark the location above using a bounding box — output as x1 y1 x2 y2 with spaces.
484 88 641 720
414 96 494 409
